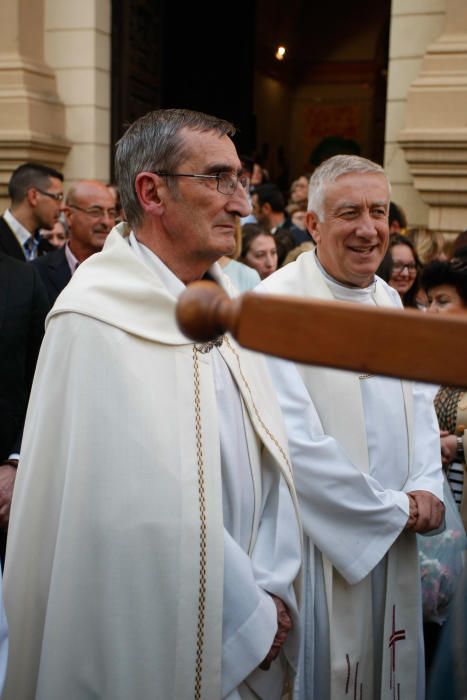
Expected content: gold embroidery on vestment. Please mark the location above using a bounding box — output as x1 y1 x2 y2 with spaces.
193 345 208 700
224 337 294 481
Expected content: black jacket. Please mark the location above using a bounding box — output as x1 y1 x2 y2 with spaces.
32 246 72 306
0 253 50 461
0 216 56 262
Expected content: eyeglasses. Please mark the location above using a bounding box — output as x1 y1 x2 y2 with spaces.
68 204 117 219
392 262 417 273
35 188 64 202
154 171 250 196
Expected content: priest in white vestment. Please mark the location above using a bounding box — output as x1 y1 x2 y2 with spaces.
2 110 302 700
259 155 444 700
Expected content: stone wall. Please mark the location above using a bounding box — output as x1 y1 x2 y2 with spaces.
385 0 446 227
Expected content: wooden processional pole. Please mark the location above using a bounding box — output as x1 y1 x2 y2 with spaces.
176 281 467 388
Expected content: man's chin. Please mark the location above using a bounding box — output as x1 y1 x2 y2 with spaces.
219 238 236 259
93 234 109 251
348 265 379 288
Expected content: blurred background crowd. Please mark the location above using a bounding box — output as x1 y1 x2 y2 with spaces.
0 155 466 695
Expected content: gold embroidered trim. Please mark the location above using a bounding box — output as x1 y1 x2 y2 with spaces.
193 345 208 700
224 337 293 480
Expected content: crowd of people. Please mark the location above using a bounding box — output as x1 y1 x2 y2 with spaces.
0 108 464 699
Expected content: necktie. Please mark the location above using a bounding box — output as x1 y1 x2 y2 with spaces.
24 234 40 261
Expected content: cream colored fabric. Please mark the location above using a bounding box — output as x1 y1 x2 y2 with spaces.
260 251 443 700
3 224 301 700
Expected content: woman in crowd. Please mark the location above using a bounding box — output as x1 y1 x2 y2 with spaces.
388 234 422 308
406 227 447 266
421 250 467 525
286 203 308 231
218 219 260 292
419 250 467 681
288 175 309 207
389 201 407 234
40 215 68 250
240 224 278 280
452 229 467 257
250 162 269 187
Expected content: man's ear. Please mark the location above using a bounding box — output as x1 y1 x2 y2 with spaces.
62 206 73 228
26 187 39 208
134 172 166 216
306 210 321 244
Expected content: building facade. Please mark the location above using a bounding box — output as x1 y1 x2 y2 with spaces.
1 0 466 236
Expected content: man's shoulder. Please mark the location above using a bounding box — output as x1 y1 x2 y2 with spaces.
0 217 25 260
32 246 67 269
0 250 34 277
259 249 316 295
374 275 403 308
0 251 48 307
0 216 13 234
285 223 311 246
0 216 20 249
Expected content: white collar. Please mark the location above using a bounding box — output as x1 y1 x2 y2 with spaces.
315 250 378 304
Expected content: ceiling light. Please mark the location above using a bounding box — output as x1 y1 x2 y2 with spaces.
275 46 286 61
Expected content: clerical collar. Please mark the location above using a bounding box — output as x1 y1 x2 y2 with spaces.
314 250 377 294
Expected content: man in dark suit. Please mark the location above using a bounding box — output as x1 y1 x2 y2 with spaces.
0 252 50 564
33 179 117 304
251 183 311 247
0 162 64 262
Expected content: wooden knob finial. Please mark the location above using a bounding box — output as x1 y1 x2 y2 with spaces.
176 280 239 342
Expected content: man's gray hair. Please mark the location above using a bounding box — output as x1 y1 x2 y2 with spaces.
307 155 390 220
115 108 236 228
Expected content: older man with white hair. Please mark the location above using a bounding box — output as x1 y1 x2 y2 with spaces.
259 155 444 700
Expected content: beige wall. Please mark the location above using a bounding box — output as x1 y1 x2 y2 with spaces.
44 0 112 193
0 0 111 210
385 0 446 226
0 0 70 209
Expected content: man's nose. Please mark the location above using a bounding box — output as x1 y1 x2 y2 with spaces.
227 183 251 218
355 211 377 236
102 212 115 228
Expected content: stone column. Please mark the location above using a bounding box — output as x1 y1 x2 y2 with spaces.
399 0 467 236
384 0 446 227
0 0 69 206
44 0 112 189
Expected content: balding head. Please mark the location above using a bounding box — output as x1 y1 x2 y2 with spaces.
65 180 117 262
